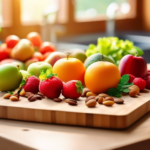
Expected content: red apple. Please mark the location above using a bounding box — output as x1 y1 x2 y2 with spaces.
119 55 147 78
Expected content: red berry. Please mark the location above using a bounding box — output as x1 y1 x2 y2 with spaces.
128 74 135 83
24 76 40 94
133 78 146 90
145 76 150 89
62 80 83 99
39 76 63 99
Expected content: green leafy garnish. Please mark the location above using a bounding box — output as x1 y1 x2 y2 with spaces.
107 74 133 97
39 69 56 81
20 76 27 86
76 81 83 94
8 91 13 95
86 37 144 66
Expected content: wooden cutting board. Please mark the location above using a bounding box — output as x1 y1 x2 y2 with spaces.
0 91 150 129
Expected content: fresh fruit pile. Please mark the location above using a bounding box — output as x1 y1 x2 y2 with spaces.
0 33 149 109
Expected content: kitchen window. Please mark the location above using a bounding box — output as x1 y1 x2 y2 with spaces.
0 0 142 40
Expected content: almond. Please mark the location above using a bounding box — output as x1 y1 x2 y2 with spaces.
103 100 114 106
20 88 26 96
86 92 97 97
10 96 19 101
86 99 97 107
3 93 11 99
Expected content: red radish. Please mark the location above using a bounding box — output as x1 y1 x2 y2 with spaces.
133 78 146 90
62 80 83 99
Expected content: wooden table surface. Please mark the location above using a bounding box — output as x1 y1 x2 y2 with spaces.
0 112 150 150
0 65 150 150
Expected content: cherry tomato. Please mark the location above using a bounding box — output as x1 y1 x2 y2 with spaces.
0 43 11 61
39 42 56 54
5 35 20 49
27 32 42 48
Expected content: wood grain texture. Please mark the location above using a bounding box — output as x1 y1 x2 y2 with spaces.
0 90 150 129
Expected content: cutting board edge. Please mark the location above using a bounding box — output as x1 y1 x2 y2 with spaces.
0 100 149 129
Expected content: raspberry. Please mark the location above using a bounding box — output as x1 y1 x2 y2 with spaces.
128 74 135 83
133 78 146 90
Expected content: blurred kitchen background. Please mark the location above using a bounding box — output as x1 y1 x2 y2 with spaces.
0 0 150 61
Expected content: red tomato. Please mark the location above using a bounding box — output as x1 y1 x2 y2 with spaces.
27 32 42 48
32 52 44 61
5 35 20 49
42 52 52 60
0 43 11 61
39 42 56 54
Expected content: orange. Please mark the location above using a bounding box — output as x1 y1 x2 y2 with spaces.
53 58 85 83
84 61 121 94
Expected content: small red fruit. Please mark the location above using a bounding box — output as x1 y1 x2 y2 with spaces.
27 32 42 48
62 80 83 99
39 75 63 99
5 35 20 48
0 43 11 61
23 76 40 94
133 78 146 90
128 74 135 83
39 42 56 54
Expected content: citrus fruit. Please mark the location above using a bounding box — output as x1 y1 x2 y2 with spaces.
53 58 85 83
84 53 115 69
84 61 121 94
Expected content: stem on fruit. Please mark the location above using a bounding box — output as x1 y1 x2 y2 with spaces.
17 65 20 69
135 53 138 57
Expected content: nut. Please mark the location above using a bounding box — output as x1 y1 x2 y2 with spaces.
81 88 90 97
98 93 109 98
104 97 114 101
3 93 11 99
103 100 114 106
10 96 19 101
65 99 77 105
85 96 96 103
28 94 43 102
103 96 114 106
114 98 124 104
129 85 140 97
86 99 97 107
86 92 97 97
19 89 26 96
53 98 62 102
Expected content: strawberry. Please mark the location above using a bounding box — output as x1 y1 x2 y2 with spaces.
39 74 63 99
128 74 135 83
62 80 83 99
23 76 40 94
133 78 146 90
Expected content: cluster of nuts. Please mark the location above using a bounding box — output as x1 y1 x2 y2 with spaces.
82 88 124 107
3 88 45 102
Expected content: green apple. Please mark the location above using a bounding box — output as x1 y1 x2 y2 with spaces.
20 70 29 79
0 64 22 91
27 62 52 77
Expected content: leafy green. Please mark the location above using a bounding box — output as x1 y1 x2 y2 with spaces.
39 69 53 81
20 77 27 86
75 81 83 94
86 37 143 66
107 74 133 97
8 91 13 95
